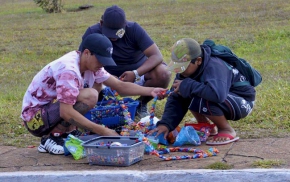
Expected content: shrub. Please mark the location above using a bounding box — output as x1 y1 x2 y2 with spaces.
34 0 64 13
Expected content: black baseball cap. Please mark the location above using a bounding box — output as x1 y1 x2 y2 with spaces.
81 33 116 66
102 5 126 39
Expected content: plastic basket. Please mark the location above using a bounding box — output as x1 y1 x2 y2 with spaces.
82 136 145 166
84 98 139 129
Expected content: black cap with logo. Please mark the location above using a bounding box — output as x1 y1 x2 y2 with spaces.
80 33 116 66
102 5 126 39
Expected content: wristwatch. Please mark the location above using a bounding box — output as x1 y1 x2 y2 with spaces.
133 70 141 82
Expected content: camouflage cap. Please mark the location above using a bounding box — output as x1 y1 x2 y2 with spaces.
168 38 201 73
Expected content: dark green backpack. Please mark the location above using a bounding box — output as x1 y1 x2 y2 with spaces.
203 39 262 87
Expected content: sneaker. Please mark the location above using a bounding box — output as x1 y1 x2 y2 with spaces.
38 134 65 155
135 103 150 120
68 129 83 137
62 129 83 138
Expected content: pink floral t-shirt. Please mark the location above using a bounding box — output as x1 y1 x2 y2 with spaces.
21 51 110 122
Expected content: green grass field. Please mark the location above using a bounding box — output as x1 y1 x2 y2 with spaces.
0 0 289 147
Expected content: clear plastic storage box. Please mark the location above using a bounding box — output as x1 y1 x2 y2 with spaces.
82 136 145 166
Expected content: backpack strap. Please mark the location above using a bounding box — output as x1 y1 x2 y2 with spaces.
222 61 251 87
233 81 251 87
204 40 253 87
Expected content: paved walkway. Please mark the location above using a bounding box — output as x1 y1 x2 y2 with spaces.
1 137 290 181
1 169 290 182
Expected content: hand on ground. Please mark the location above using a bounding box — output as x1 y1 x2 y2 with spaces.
147 125 169 139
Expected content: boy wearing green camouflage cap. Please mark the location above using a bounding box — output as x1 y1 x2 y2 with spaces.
149 38 256 145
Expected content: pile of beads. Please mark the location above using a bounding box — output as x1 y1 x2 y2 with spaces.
106 89 219 161
148 90 171 130
141 136 219 161
95 141 127 147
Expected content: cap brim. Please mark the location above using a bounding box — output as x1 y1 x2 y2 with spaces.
95 55 117 66
102 26 119 39
167 60 190 73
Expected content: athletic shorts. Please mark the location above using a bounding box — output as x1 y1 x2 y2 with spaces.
23 100 62 137
104 59 146 77
189 93 254 121
104 60 167 81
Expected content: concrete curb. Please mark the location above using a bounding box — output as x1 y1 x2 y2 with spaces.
1 169 290 182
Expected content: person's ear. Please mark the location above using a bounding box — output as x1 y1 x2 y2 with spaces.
83 49 90 57
196 57 202 66
100 14 104 25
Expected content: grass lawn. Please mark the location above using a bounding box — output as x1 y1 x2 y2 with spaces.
0 0 289 147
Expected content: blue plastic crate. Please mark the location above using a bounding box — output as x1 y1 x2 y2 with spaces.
84 98 139 128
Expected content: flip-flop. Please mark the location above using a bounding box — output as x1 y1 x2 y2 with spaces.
206 133 239 146
210 131 218 136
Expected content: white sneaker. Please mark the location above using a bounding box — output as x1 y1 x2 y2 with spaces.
38 134 64 155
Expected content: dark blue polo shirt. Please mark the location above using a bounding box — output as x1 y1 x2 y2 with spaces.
79 21 154 77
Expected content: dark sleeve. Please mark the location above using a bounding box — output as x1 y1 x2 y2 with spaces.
78 24 102 51
157 91 191 132
179 61 232 103
132 23 154 51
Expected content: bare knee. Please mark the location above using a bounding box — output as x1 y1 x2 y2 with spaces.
77 88 99 108
159 69 172 88
146 64 172 88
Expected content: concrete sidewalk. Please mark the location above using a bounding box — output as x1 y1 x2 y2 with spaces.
1 169 290 182
0 137 290 181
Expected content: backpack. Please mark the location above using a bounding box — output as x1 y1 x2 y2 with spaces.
203 39 262 87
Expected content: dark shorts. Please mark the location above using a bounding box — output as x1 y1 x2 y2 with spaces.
189 93 254 121
104 59 146 77
104 59 167 77
24 100 62 137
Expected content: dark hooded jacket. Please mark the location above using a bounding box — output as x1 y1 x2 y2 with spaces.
157 45 256 132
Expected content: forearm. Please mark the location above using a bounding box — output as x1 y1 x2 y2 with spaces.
60 105 106 135
67 113 104 135
115 82 154 96
137 55 162 76
158 94 190 131
137 43 163 76
180 78 227 103
104 76 155 97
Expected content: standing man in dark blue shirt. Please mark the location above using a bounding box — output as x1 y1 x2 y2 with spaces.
79 5 171 119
